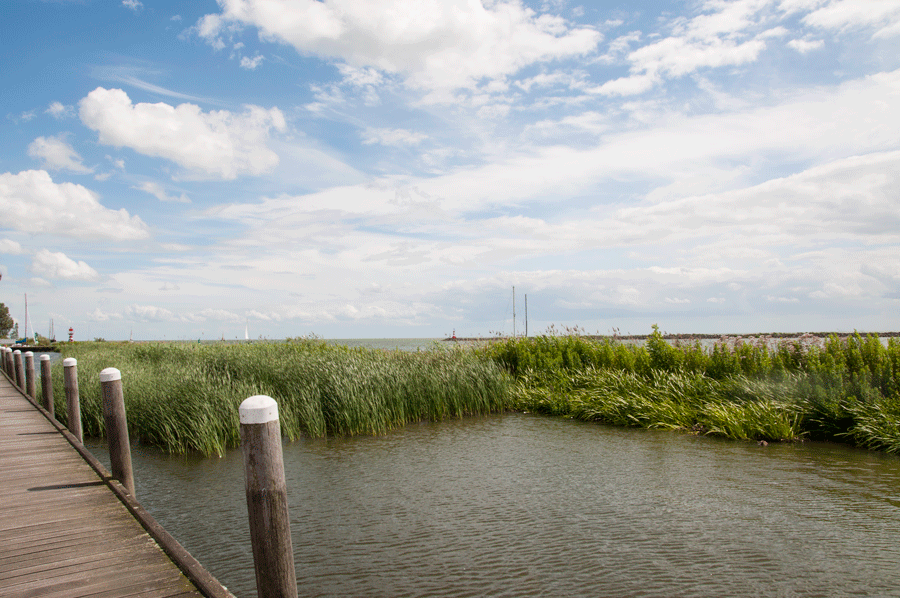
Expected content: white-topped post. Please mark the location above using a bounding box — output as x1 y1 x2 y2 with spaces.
40 354 54 417
24 351 36 401
100 367 135 497
2 347 10 377
240 395 298 598
63 358 82 442
13 350 24 390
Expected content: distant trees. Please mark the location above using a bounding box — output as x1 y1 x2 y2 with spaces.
0 303 14 338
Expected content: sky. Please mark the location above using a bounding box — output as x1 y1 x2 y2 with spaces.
1 0 899 341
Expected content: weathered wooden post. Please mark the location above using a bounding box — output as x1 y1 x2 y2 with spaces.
2 347 10 377
100 367 135 497
240 395 298 598
40 354 54 418
63 358 82 443
25 351 36 401
14 350 24 390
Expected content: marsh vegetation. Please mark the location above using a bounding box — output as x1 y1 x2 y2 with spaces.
484 326 900 453
52 328 900 456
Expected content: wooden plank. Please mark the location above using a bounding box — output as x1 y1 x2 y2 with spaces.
0 373 233 598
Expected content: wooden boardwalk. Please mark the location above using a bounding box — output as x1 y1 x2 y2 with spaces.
0 372 233 598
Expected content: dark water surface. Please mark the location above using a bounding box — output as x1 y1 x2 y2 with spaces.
87 413 900 598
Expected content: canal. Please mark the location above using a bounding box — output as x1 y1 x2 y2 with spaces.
86 411 900 597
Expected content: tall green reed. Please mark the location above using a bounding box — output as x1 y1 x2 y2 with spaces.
54 340 510 456
485 328 900 452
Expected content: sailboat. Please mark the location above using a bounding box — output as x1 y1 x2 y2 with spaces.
245 319 250 341
16 293 32 345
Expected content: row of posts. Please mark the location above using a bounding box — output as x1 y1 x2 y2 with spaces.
1 346 298 598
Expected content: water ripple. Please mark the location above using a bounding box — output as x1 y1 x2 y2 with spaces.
91 413 900 598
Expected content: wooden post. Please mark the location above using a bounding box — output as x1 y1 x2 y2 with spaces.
14 350 24 390
2 347 10 377
240 395 298 598
40 354 54 418
100 367 135 497
25 351 36 401
63 358 82 443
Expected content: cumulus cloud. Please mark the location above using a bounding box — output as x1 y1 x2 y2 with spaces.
45 102 75 119
27 135 94 174
31 249 100 281
134 181 191 203
79 87 286 179
591 0 777 97
195 0 602 94
787 38 824 52
125 304 178 322
0 239 24 255
0 170 150 240
122 0 143 12
240 54 264 69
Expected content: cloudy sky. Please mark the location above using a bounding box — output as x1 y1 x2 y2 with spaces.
1 0 899 341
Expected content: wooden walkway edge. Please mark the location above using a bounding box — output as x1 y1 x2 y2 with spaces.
0 370 236 598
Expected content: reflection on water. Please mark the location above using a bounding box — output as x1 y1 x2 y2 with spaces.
87 413 900 598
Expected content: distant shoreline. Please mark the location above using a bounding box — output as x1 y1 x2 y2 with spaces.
443 331 900 342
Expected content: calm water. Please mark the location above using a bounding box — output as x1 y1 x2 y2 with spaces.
86 413 900 598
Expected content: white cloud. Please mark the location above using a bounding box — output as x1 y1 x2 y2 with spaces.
27 135 94 174
31 249 100 282
125 304 178 322
122 0 143 12
0 239 23 255
361 128 428 146
134 181 191 203
593 0 781 96
7 110 36 123
802 0 900 37
28 277 53 288
787 38 824 52
45 102 75 119
79 87 286 180
240 54 264 69
196 0 602 95
0 170 150 240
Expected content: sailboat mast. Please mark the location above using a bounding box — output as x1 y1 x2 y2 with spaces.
525 294 528 337
23 293 28 342
512 286 516 338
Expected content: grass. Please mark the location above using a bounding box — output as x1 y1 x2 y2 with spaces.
50 339 511 456
45 327 900 456
482 327 900 453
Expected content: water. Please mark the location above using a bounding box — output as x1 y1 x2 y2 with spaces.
86 413 900 598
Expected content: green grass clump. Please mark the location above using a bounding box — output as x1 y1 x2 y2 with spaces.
52 339 511 456
483 327 900 452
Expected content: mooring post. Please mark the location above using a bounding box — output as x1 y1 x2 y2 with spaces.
14 350 24 390
25 351 36 401
40 354 54 417
100 367 136 497
63 358 82 443
2 347 10 377
240 395 298 598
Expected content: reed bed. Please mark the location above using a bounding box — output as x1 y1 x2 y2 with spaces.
52 339 511 456
483 328 900 453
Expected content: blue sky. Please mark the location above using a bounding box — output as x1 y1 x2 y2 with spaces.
1 0 899 341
